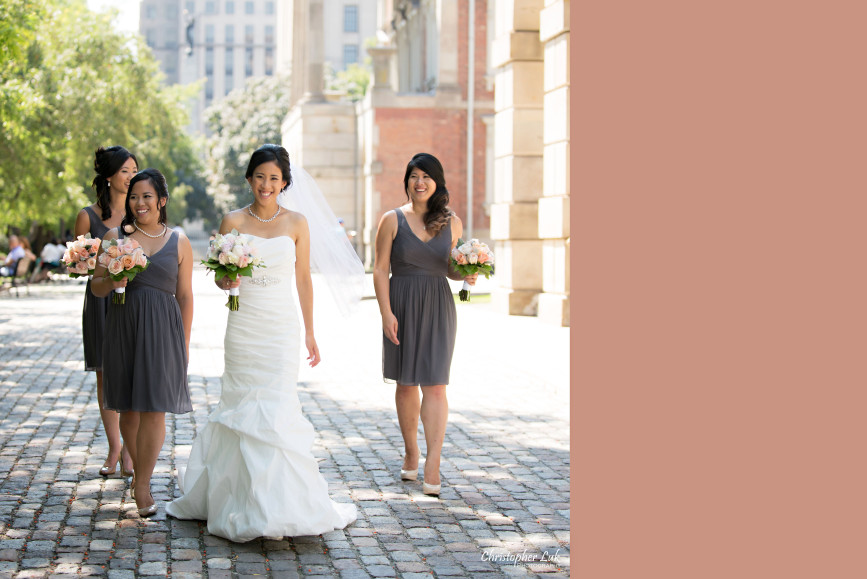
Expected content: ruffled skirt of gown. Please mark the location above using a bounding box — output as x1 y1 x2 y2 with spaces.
166 236 356 541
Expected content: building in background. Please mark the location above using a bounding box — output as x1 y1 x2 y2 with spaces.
140 0 279 134
358 0 495 266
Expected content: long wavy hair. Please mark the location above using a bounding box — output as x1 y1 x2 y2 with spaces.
120 169 169 234
403 153 453 234
91 146 137 221
246 144 292 191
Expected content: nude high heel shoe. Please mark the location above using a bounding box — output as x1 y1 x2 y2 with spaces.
422 482 441 496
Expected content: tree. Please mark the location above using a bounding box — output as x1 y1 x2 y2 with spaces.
203 74 291 213
0 0 204 236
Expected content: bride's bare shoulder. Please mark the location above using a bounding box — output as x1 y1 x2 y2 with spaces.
220 210 247 232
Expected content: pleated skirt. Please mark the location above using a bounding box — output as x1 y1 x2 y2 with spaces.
102 285 192 414
383 275 457 386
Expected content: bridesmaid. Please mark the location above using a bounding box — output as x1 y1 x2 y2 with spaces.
91 168 194 517
74 145 137 478
373 153 477 497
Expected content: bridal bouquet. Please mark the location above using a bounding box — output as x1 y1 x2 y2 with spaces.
98 238 149 304
201 229 265 311
450 238 495 302
62 234 101 278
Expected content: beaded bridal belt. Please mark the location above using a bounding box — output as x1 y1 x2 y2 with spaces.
247 275 282 287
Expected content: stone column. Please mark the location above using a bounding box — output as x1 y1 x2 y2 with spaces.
538 0 570 326
304 0 325 103
490 0 545 316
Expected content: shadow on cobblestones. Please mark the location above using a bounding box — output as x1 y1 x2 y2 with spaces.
0 281 570 578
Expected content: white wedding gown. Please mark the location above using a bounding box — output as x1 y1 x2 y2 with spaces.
166 235 357 542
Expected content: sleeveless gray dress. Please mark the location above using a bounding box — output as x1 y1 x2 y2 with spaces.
383 209 457 386
82 206 110 371
102 229 192 414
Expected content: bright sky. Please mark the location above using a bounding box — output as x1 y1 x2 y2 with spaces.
86 0 141 34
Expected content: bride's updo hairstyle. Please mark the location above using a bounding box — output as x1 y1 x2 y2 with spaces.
403 152 453 234
92 145 138 221
120 168 170 234
246 144 292 192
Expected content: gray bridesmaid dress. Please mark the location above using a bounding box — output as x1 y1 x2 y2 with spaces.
383 208 457 386
102 228 192 414
82 206 110 371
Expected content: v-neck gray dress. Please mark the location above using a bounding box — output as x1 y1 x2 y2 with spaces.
102 228 192 414
82 206 110 371
382 208 457 386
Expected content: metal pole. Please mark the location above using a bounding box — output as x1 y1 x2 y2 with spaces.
466 0 475 240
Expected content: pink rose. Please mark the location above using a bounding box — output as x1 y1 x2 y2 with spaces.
75 261 89 274
107 259 123 276
456 253 468 265
218 252 229 265
238 255 250 268
86 257 97 270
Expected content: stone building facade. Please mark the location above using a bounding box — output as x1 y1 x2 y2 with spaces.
490 0 570 326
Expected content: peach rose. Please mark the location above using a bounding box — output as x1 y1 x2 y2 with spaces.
136 253 147 268
477 252 489 264
75 261 89 274
86 257 97 270
106 245 120 258
456 253 468 265
107 259 123 276
120 254 136 270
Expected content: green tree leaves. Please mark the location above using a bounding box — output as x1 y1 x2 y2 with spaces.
0 0 205 233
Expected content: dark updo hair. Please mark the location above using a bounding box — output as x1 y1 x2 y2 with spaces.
245 143 292 191
121 168 169 233
403 153 453 234
92 145 138 221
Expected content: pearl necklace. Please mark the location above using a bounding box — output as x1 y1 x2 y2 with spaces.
248 204 281 223
133 221 167 238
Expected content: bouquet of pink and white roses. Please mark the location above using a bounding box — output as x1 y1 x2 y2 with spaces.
450 238 495 302
62 234 101 278
98 238 149 304
201 229 265 311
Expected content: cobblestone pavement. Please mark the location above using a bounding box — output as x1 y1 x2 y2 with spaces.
0 270 570 578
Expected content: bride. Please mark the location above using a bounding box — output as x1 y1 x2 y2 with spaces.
166 144 360 541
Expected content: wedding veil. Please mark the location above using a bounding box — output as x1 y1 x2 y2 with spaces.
277 166 365 316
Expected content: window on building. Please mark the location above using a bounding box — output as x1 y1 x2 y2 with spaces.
145 3 157 19
225 25 234 45
245 1 254 15
145 28 157 47
225 1 234 14
205 1 216 14
245 24 254 45
185 1 195 15
205 47 214 75
225 47 234 93
265 25 274 46
225 47 234 74
343 44 359 67
205 78 214 103
205 24 214 44
265 1 274 15
344 5 358 33
265 47 274 75
245 47 254 76
165 2 177 19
